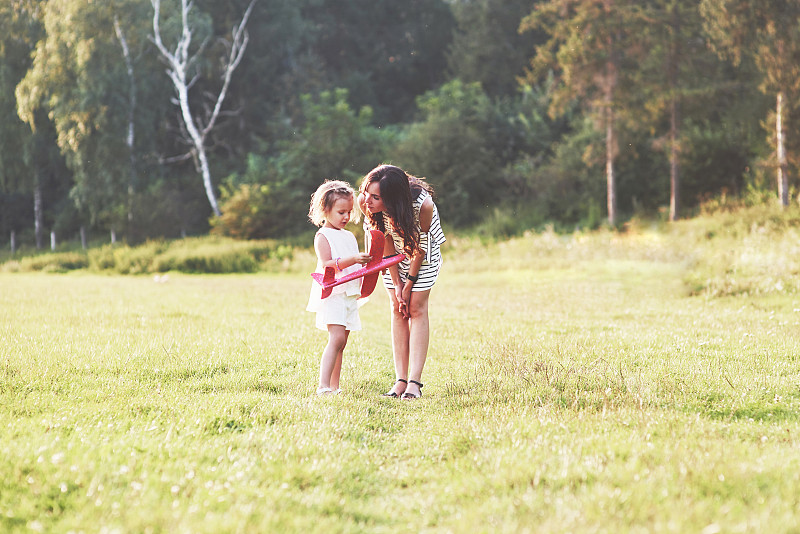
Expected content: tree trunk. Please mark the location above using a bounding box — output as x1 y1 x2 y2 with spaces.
114 17 138 239
668 2 681 222
197 146 220 217
669 97 680 222
34 178 43 249
777 91 789 207
602 5 618 228
606 113 616 227
174 80 222 217
150 0 255 219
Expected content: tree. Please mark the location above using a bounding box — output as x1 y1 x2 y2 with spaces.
0 1 37 197
636 0 723 220
301 0 455 124
446 0 545 98
5 0 70 248
521 0 648 226
701 0 800 206
395 80 502 226
16 0 165 241
150 0 257 217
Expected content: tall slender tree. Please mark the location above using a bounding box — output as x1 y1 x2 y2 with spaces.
5 0 69 248
637 0 721 221
701 0 800 206
16 0 156 238
521 0 648 226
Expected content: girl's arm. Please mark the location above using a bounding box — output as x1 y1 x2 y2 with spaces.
314 232 371 272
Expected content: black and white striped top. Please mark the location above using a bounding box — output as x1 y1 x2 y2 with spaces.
383 190 446 292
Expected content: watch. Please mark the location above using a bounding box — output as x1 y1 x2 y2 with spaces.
407 274 418 282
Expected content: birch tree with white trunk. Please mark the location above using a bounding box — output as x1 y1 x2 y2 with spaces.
114 15 138 236
150 0 257 217
701 0 800 207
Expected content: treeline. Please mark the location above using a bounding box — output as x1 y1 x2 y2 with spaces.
1 0 798 247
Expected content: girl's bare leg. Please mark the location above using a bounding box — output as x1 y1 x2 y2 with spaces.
330 330 348 390
319 325 347 389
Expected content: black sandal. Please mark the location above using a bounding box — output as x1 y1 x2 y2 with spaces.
400 380 423 400
381 378 407 397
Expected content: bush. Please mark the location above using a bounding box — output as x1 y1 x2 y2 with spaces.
14 252 89 273
151 244 259 274
8 237 301 275
676 203 800 296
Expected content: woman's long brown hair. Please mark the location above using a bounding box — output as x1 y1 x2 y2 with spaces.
360 165 433 257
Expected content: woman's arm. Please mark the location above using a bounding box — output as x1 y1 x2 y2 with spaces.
385 234 403 288
400 197 434 308
404 197 433 282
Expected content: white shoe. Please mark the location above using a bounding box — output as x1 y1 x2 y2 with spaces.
332 389 342 395
316 387 333 396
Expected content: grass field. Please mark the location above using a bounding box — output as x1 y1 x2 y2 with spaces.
2 219 800 533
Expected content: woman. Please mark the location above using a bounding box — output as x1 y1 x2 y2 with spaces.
358 165 446 399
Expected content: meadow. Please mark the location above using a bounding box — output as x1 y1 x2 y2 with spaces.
2 207 800 533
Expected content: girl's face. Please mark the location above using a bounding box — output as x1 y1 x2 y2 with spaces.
325 196 354 230
364 182 386 214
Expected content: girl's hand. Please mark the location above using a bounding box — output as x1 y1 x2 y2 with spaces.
352 253 372 265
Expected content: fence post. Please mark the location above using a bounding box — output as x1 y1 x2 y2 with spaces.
80 226 87 250
111 229 116 244
10 231 15 255
51 231 56 251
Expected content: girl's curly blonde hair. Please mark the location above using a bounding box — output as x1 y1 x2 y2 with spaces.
308 180 360 227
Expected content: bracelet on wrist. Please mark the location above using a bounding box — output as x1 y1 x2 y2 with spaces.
407 274 418 282
335 257 341 271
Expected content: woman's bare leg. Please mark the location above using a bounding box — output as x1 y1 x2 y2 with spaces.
386 288 409 395
404 289 431 397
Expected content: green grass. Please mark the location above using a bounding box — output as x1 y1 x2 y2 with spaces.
2 215 800 532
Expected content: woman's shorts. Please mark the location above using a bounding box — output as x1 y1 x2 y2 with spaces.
314 293 361 331
382 257 442 292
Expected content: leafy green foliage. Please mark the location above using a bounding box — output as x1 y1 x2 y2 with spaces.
0 0 798 246
212 89 392 238
446 0 546 98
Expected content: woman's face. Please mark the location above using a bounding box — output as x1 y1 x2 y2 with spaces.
364 182 386 214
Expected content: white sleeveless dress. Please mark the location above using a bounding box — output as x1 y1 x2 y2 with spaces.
306 227 362 331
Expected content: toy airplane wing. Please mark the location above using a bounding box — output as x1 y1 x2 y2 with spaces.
310 229 404 299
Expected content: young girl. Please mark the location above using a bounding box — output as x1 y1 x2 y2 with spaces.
307 180 372 396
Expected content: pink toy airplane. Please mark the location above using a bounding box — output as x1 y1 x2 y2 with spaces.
311 229 404 298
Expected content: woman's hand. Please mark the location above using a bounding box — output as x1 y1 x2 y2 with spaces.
395 286 409 318
400 281 413 318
